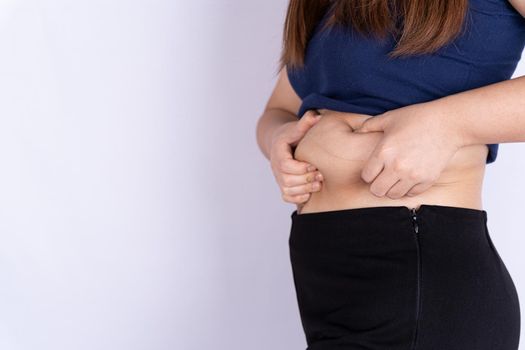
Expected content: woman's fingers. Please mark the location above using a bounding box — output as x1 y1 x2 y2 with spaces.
282 180 322 197
276 158 324 204
278 156 317 175
282 192 311 204
268 109 326 205
279 170 323 204
271 136 318 173
281 170 323 187
288 110 322 144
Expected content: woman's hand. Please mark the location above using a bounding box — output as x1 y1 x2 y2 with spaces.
269 110 325 205
352 101 464 199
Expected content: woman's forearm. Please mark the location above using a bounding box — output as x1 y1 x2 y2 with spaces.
256 108 298 160
432 75 525 148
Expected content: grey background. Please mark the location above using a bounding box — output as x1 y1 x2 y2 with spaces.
0 1 524 349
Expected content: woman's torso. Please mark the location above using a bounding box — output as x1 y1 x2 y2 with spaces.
287 0 525 165
293 109 488 214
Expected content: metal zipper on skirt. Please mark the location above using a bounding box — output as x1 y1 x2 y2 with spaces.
410 207 421 350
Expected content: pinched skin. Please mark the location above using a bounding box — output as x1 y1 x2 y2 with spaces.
293 109 488 214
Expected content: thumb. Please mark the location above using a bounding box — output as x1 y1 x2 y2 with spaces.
353 115 386 133
295 110 322 136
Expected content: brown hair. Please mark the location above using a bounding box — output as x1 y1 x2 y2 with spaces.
279 0 469 72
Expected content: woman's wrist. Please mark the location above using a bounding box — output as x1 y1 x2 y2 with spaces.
426 99 469 150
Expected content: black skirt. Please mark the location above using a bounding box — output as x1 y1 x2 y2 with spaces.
289 204 520 350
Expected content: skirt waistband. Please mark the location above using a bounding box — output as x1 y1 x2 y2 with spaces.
291 204 487 226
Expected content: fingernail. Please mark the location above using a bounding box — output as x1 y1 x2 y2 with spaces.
315 173 323 181
307 165 316 172
312 182 320 190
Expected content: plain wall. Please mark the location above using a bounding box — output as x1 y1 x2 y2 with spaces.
0 1 524 349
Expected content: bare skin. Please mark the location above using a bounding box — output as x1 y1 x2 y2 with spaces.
290 0 525 214
256 0 525 214
255 65 488 215
293 109 488 214
508 0 525 17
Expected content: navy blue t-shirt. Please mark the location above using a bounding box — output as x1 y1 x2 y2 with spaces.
287 0 525 164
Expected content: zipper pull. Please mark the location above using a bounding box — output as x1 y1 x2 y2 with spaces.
411 208 419 234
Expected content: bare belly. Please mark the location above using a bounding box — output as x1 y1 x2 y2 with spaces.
293 109 488 214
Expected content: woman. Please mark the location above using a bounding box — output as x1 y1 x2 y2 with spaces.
256 0 525 349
